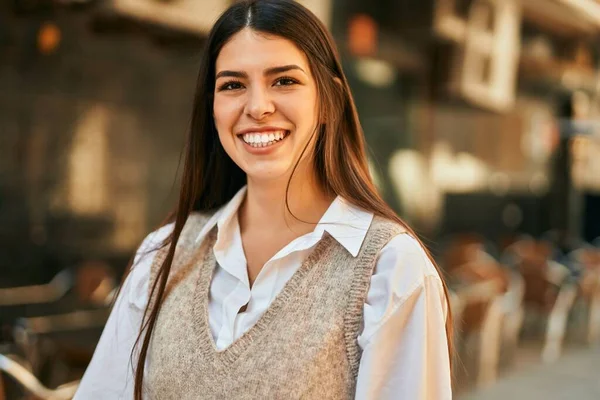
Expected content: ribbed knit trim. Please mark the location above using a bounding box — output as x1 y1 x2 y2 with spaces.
192 228 337 371
148 213 213 312
343 216 406 379
149 212 406 383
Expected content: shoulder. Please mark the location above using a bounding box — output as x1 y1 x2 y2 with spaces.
374 232 444 303
133 222 175 265
368 216 407 239
121 212 215 309
134 211 215 262
359 231 447 347
122 223 174 310
177 212 215 247
360 216 441 284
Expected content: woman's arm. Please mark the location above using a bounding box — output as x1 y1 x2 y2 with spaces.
74 226 171 399
355 234 452 400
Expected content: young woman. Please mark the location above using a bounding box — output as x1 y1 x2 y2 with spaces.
75 1 452 398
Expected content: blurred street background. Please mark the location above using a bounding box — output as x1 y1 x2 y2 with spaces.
1 0 600 399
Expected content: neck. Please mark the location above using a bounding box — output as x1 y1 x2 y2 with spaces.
240 163 334 234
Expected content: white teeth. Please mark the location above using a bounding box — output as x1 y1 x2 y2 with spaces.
240 130 288 148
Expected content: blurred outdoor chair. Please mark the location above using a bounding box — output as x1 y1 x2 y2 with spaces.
0 261 116 391
504 239 578 363
569 246 600 345
450 259 510 389
0 270 74 308
498 271 525 367
0 262 116 310
0 353 78 400
441 234 498 273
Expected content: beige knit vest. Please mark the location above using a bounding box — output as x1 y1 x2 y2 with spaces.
145 212 405 399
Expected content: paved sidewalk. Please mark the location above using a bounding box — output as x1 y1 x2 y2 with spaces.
459 347 600 400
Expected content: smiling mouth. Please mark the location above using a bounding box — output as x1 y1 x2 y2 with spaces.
239 130 290 148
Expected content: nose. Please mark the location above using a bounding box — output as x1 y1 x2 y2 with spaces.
244 86 275 120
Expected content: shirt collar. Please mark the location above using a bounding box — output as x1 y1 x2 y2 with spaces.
194 185 374 258
315 196 374 257
193 186 247 245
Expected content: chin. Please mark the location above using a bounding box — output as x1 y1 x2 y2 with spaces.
244 164 293 183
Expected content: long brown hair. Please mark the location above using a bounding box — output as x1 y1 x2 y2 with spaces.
132 1 453 398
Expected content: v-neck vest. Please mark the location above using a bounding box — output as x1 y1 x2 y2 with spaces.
145 212 405 399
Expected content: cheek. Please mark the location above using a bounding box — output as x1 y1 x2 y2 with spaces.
213 99 230 131
280 92 319 131
213 98 241 148
213 96 244 130
212 112 236 168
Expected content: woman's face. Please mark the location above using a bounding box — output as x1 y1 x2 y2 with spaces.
213 28 319 182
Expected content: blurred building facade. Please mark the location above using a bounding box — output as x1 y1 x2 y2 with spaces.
1 0 600 284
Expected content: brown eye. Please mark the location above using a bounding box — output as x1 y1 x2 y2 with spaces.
218 81 244 91
274 77 299 86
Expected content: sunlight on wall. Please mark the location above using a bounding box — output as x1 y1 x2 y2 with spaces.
431 141 489 193
113 193 146 251
68 105 109 215
388 149 444 231
108 111 148 251
388 141 492 230
66 104 148 250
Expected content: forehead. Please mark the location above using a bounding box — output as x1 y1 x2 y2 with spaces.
215 28 310 73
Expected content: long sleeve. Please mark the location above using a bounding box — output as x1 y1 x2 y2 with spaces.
355 234 452 400
74 225 171 399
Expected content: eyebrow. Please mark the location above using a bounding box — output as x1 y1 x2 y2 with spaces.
215 64 306 79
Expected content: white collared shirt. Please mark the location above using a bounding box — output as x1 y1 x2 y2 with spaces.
75 187 451 399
